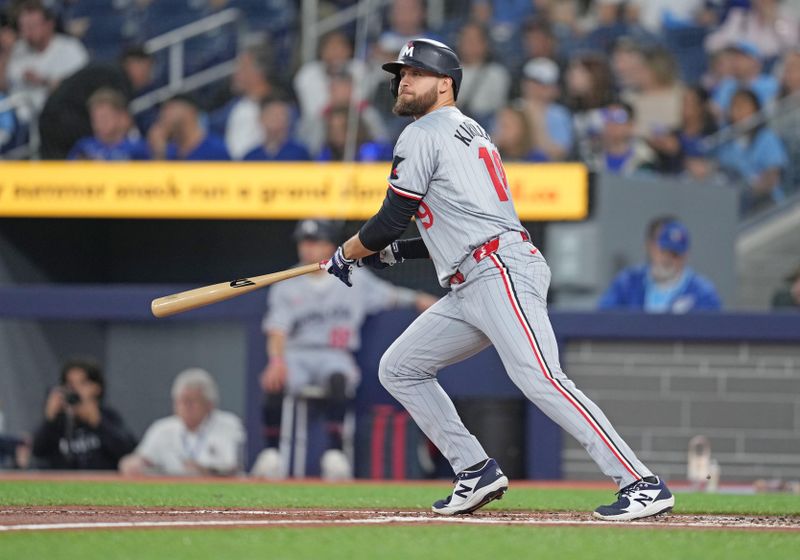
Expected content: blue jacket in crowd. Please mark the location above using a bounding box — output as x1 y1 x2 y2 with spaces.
598 264 722 313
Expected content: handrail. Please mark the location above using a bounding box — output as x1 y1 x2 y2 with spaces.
143 8 243 52
137 7 245 110
301 0 393 63
701 89 800 150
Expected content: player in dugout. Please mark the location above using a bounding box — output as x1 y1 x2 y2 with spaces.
252 219 436 480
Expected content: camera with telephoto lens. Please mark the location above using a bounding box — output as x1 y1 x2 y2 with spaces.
63 388 81 406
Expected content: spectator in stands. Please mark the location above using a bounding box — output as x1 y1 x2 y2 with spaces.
0 1 87 123
376 0 437 54
515 57 573 161
622 46 684 140
32 357 137 470
599 218 722 313
771 264 800 309
67 88 148 160
492 105 547 162
680 141 727 185
649 86 718 174
470 0 535 30
717 89 788 213
0 90 13 150
705 0 799 62
119 369 245 476
0 12 15 150
146 94 230 161
507 18 563 98
294 31 367 148
243 97 310 161
778 48 800 100
304 69 388 157
39 45 153 159
701 46 736 99
455 21 510 124
564 51 615 160
610 36 644 97
587 101 655 174
521 17 561 62
210 44 274 160
317 106 392 162
711 41 779 118
627 0 705 34
581 0 655 54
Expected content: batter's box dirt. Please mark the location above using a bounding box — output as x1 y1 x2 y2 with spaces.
1 507 799 532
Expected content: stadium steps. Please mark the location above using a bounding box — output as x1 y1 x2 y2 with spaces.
736 193 800 309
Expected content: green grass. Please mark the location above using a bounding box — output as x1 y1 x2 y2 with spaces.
1 480 800 515
2 525 800 560
2 480 799 560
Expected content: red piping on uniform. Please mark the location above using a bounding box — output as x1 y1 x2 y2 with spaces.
371 406 391 479
392 411 408 480
388 183 423 200
487 253 641 480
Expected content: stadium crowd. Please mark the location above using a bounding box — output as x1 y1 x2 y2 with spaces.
1 0 800 215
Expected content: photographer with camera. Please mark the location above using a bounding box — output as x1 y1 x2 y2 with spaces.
32 358 137 470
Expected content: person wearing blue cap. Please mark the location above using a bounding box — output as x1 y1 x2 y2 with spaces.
598 217 722 313
711 41 779 118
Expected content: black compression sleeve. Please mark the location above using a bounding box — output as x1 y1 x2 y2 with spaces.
395 237 430 259
358 188 420 251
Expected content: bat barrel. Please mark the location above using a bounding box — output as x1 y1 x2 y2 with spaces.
150 262 325 318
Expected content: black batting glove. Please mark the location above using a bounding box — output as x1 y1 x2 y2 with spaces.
326 246 356 286
357 241 403 270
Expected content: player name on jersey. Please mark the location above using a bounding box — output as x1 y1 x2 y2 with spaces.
453 121 491 147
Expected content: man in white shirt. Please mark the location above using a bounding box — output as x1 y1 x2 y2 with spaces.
119 369 245 477
221 45 274 160
0 1 88 122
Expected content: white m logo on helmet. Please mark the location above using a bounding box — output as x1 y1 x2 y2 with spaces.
400 42 414 58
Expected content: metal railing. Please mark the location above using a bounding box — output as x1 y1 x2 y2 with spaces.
1 8 246 160
300 0 394 64
702 89 800 150
130 8 247 114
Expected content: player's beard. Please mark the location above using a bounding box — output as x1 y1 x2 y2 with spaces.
393 83 438 117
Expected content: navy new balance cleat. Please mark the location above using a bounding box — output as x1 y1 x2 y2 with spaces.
432 458 509 515
593 476 675 521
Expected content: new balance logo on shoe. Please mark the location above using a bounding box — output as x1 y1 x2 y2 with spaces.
432 458 509 516
633 493 654 508
453 483 472 499
593 476 675 521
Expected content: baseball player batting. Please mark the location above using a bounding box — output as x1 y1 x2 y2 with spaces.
325 38 674 520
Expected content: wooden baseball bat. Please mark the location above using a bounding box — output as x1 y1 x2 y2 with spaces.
151 261 325 318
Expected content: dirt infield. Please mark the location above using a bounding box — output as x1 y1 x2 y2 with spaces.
2 506 799 533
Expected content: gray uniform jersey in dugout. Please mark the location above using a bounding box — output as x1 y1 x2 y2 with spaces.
387 106 525 287
262 268 416 352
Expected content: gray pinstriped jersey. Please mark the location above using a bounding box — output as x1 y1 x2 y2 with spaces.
262 268 416 352
388 106 525 287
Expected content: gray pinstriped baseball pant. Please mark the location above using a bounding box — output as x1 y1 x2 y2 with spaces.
378 233 653 488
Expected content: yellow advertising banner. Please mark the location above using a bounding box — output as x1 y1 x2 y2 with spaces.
0 162 588 220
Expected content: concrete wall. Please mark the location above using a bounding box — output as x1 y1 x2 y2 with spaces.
562 340 800 482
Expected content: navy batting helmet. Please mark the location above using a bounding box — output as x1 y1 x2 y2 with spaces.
382 38 463 100
293 219 342 244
